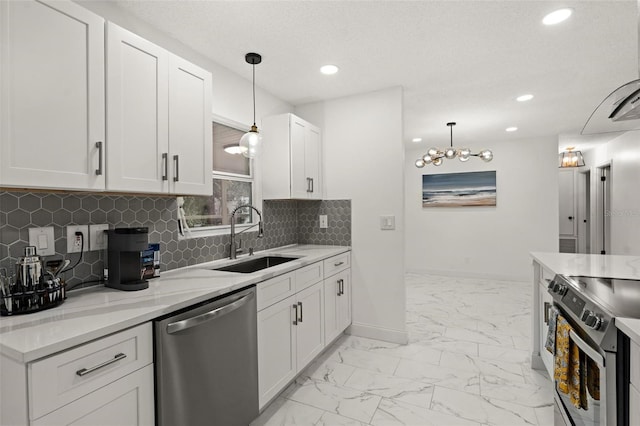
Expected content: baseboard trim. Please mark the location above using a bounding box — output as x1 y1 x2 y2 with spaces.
347 322 408 345
406 268 528 283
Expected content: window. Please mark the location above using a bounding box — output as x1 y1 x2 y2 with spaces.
180 120 255 235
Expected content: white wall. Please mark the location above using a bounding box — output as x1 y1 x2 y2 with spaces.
75 1 292 126
296 87 407 344
583 131 640 255
405 136 559 282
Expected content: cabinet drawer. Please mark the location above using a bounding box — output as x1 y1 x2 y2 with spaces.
29 323 152 420
323 252 351 278
257 271 295 311
296 262 323 292
631 340 640 388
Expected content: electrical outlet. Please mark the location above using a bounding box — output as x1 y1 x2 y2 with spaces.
319 215 328 229
89 224 109 251
66 225 89 254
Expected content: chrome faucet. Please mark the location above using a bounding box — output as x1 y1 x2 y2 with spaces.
229 204 264 260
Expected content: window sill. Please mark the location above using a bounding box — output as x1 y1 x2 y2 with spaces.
178 223 257 240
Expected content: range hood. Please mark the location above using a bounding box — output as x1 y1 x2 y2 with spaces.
582 79 640 135
582 1 640 135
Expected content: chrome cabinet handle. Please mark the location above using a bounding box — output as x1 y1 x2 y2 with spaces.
334 261 344 267
306 178 312 192
310 178 314 193
173 155 179 182
76 353 126 377
167 293 253 334
298 301 303 322
95 141 103 176
337 279 342 296
339 279 345 296
162 153 168 181
293 304 298 325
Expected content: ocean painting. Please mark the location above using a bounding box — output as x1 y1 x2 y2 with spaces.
422 171 496 207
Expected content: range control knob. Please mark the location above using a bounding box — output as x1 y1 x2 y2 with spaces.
584 312 603 330
581 309 591 322
552 283 567 295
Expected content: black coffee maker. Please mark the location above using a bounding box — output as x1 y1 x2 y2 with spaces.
107 227 149 291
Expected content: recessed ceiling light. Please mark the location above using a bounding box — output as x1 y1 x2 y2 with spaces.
412 137 422 143
320 65 339 75
505 127 518 132
542 8 573 25
516 94 534 102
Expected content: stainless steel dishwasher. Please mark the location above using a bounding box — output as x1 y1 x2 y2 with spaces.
154 286 258 426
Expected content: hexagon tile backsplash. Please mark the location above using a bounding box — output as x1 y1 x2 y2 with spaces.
0 191 351 288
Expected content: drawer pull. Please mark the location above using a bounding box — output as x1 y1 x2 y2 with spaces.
334 261 344 267
76 353 127 377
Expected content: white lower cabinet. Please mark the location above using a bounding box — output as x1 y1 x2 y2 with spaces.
630 341 640 426
257 252 352 410
257 280 324 409
324 269 352 344
32 365 154 426
0 323 154 425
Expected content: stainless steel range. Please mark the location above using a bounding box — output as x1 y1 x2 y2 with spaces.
548 275 640 426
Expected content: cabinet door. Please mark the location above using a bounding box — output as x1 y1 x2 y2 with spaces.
290 116 308 198
0 0 105 190
32 365 154 426
324 269 351 344
295 281 324 372
337 270 352 333
630 384 640 426
168 54 212 195
106 23 169 193
305 124 322 199
257 295 297 409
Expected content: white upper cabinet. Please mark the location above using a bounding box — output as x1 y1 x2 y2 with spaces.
106 23 169 193
106 23 212 195
262 113 323 200
0 0 105 190
168 55 212 195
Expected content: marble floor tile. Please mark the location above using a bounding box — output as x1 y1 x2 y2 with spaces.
343 368 435 408
315 411 371 426
479 376 553 408
370 398 482 426
251 398 324 426
444 326 516 347
534 406 554 426
439 352 527 385
431 386 539 425
394 358 481 395
478 344 531 364
286 378 382 423
327 346 402 375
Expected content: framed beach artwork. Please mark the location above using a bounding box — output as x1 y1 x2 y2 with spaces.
422 171 496 207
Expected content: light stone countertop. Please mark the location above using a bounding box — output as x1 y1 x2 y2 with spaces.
531 251 640 346
0 244 350 363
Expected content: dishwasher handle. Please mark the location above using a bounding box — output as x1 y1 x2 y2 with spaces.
167 292 254 334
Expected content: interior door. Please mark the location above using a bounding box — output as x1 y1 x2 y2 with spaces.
558 169 576 236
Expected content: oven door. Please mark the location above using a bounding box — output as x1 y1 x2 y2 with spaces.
553 322 607 426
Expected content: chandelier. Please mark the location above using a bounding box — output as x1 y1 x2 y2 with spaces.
558 147 585 168
415 122 493 168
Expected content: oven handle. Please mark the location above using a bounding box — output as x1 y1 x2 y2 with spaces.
569 329 604 367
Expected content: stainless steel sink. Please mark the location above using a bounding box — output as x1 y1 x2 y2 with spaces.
212 256 298 273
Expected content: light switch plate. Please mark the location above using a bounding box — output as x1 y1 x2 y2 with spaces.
319 215 328 229
28 226 55 256
89 224 109 251
380 215 396 230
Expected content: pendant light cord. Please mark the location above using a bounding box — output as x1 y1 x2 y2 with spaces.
252 64 256 127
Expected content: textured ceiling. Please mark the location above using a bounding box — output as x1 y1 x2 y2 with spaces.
112 0 638 151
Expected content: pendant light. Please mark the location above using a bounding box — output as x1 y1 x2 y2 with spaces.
558 147 585 168
415 122 493 168
239 52 262 158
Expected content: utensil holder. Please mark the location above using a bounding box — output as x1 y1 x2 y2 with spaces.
0 279 66 316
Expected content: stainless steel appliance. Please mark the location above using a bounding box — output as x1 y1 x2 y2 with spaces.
106 227 149 291
548 275 640 426
154 286 258 426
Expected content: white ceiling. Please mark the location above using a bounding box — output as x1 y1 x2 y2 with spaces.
112 0 638 152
